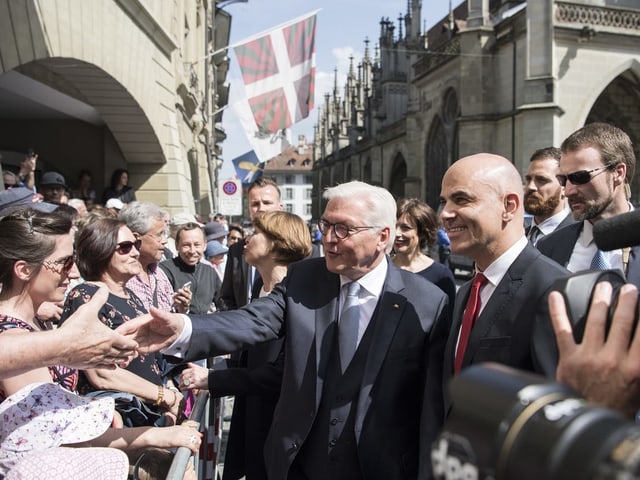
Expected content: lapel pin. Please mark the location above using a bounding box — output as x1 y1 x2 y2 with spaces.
393 304 399 309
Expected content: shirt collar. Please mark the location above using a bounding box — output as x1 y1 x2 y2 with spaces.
481 236 528 287
340 256 388 298
535 208 572 235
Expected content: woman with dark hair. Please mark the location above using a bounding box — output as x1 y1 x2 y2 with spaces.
102 168 136 205
392 198 456 308
62 217 183 426
179 211 312 480
0 209 201 479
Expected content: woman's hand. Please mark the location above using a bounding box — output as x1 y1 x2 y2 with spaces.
179 362 210 391
147 421 202 454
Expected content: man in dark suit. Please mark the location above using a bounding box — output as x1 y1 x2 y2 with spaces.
439 153 569 396
219 176 283 310
537 123 638 286
142 181 450 480
524 146 575 246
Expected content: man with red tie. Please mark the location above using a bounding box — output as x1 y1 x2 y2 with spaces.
439 153 569 410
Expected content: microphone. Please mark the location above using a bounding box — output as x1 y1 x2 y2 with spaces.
593 210 640 251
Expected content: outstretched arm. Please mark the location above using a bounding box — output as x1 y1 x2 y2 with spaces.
0 288 138 379
549 281 640 419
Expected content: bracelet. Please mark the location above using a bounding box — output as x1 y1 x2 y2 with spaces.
154 385 165 407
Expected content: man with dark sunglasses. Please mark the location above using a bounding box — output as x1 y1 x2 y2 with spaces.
537 123 640 287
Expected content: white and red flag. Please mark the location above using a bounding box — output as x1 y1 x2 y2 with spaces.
234 11 317 134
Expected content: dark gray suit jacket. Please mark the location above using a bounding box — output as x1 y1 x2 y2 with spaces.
537 220 640 288
443 243 570 410
186 257 450 480
219 240 251 310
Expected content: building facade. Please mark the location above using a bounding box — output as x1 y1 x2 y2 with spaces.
0 0 233 216
263 136 314 222
312 0 640 215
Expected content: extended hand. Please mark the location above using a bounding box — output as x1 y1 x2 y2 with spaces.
117 307 185 355
57 287 138 369
549 281 640 419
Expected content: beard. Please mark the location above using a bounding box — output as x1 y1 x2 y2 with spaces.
524 191 561 217
569 193 614 221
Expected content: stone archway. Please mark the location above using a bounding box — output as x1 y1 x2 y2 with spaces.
389 153 407 199
425 117 449 209
586 69 640 205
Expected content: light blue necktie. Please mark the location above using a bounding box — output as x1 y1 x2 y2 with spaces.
590 249 611 270
339 282 361 373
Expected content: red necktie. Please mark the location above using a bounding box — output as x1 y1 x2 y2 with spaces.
455 273 488 374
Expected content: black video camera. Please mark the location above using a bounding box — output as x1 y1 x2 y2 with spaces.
432 363 640 480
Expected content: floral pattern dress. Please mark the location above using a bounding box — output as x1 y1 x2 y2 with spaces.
0 315 78 402
61 282 164 391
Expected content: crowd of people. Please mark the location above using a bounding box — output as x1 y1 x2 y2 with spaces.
0 121 639 480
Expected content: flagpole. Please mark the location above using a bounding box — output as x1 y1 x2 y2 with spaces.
188 9 321 65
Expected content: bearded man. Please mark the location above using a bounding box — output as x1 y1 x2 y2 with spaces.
523 147 574 246
537 123 640 288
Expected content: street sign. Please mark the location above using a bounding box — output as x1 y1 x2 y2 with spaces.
218 178 242 216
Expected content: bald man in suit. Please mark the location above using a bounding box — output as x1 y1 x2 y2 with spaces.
439 154 569 410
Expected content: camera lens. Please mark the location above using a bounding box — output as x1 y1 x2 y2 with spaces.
434 364 640 480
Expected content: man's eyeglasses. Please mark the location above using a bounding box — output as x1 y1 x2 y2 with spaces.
318 219 379 240
116 239 142 255
43 255 75 273
556 163 616 187
144 230 168 241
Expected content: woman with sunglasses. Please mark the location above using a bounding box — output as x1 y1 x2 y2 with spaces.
61 217 184 426
0 209 201 479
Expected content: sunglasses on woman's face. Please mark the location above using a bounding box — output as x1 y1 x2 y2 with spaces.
556 162 615 187
115 239 142 255
42 255 75 273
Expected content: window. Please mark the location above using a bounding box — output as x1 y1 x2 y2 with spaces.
284 188 293 200
285 203 293 213
305 188 312 199
305 204 313 215
285 175 295 184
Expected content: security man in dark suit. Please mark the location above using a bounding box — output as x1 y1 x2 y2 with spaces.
219 177 283 310
524 146 575 246
537 123 640 287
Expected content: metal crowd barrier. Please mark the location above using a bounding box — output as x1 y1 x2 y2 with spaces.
165 390 210 480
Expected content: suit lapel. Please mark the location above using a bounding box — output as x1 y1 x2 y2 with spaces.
461 246 536 367
626 246 640 290
314 276 340 407
444 281 471 375
354 265 405 440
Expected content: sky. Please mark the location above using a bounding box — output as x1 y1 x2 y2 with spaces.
218 0 456 180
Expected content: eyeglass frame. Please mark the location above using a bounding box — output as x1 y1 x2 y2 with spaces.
317 219 380 240
143 229 168 241
42 254 75 273
556 162 617 187
115 239 142 255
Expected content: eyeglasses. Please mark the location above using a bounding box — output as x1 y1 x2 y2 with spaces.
556 163 615 187
144 230 168 241
42 255 75 273
318 219 379 240
116 239 142 255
